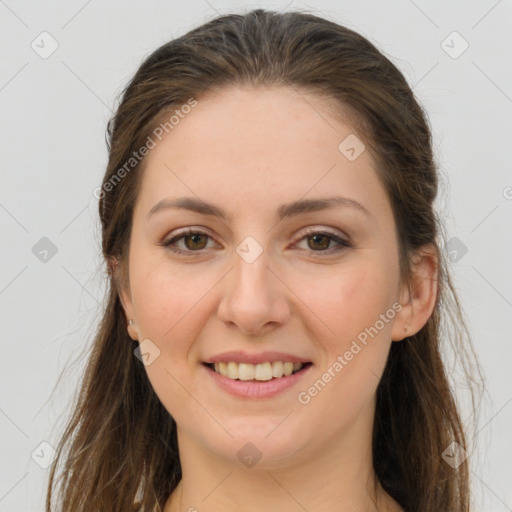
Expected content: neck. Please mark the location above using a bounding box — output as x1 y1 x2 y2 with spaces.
164 399 401 512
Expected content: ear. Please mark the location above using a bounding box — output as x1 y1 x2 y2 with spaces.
391 244 438 342
108 257 139 341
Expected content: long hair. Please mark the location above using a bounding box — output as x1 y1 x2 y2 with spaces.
46 8 485 511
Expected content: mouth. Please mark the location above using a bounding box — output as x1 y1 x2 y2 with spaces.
202 361 313 381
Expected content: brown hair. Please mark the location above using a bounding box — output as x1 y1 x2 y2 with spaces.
46 8 484 512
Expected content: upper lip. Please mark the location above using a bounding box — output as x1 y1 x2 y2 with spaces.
204 351 312 365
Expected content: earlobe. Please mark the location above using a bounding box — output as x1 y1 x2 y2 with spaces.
127 319 139 341
391 244 438 342
119 290 138 340
121 291 139 340
118 287 133 318
108 256 138 340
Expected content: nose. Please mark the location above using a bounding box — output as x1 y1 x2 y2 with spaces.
217 249 291 336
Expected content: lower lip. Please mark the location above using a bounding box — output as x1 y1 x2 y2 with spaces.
202 363 313 399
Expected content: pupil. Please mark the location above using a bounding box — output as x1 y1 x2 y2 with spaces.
310 234 328 250
187 234 206 249
184 234 330 251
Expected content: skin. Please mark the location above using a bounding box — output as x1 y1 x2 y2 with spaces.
119 85 438 512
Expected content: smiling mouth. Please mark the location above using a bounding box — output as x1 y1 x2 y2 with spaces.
203 361 313 381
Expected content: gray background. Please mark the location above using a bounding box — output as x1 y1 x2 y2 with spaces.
1 0 511 510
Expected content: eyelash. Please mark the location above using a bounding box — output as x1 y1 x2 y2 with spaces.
161 227 352 256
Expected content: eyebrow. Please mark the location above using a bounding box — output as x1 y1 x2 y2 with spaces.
146 195 371 222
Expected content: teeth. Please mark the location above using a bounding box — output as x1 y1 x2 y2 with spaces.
238 363 254 380
211 361 305 380
283 362 293 376
271 361 283 378
227 361 238 379
255 362 272 381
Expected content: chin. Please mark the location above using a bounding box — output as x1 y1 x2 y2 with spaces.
194 418 316 470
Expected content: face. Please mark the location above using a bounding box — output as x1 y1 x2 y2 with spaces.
120 85 410 468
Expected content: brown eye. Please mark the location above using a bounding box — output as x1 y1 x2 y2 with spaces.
306 234 331 251
162 229 215 254
183 233 208 250
295 229 351 255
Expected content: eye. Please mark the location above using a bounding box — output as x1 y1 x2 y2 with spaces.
162 228 216 255
294 228 351 255
161 227 352 256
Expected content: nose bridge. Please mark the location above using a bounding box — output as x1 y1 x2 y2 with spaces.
230 229 274 294
217 239 289 334
234 245 271 294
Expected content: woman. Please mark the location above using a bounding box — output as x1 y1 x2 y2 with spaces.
46 8 484 512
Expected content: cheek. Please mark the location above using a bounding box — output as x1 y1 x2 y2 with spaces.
128 256 211 420
130 251 210 342
293 263 397 419
293 260 397 348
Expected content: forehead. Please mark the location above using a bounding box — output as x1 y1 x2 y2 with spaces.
136 86 389 221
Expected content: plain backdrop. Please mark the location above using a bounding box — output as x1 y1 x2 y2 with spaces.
1 0 511 510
